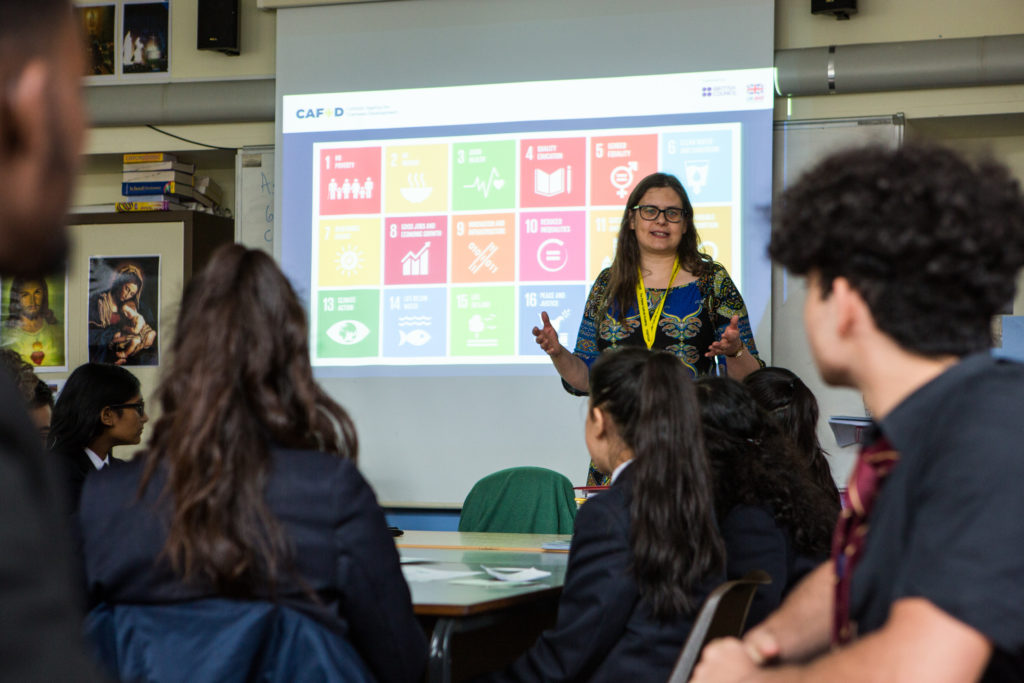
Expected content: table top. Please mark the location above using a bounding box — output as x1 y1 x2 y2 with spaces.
397 530 572 553
400 543 569 617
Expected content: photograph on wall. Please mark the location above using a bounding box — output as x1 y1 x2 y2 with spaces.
88 256 160 366
76 4 116 77
0 273 69 371
121 2 169 75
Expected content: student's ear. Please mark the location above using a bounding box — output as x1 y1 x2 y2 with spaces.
0 60 49 162
99 406 115 427
590 405 608 439
831 277 866 338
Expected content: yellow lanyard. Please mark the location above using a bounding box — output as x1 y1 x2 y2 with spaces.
636 258 680 349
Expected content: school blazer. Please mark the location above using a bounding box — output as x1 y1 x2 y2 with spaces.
78 447 427 683
482 466 723 682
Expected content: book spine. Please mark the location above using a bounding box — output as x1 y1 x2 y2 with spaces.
116 201 185 212
122 181 193 198
121 161 195 173
122 152 176 163
120 170 194 185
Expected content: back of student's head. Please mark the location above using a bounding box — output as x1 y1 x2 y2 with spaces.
48 363 140 457
0 348 37 403
143 243 357 595
771 144 1024 356
695 375 837 557
743 367 839 503
589 348 723 620
0 1 73 75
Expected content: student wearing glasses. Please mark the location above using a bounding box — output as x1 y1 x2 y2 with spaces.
533 172 762 483
48 363 146 513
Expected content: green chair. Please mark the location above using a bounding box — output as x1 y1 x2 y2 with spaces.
457 466 577 534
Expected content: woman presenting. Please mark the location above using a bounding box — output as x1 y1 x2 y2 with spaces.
534 172 762 391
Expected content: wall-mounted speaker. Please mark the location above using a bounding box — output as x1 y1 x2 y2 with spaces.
197 0 240 55
811 0 857 20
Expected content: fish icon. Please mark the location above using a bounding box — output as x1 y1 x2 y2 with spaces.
399 328 431 347
326 319 371 346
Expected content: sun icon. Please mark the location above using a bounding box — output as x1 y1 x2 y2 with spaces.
334 246 363 275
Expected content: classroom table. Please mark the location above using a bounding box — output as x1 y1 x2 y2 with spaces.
397 532 571 682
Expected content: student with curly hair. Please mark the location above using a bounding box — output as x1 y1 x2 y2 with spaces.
694 145 1024 682
743 367 840 504
696 376 839 628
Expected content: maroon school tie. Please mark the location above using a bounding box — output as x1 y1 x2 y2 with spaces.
831 433 900 645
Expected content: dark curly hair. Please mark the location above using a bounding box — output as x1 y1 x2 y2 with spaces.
744 367 840 504
771 144 1024 356
589 348 723 620
695 376 838 557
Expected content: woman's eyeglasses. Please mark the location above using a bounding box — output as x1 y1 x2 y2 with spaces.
633 205 685 223
110 401 145 416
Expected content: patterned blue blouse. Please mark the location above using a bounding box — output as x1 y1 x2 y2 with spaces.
568 261 762 485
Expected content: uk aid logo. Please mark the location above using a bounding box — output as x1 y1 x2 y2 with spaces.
296 106 345 120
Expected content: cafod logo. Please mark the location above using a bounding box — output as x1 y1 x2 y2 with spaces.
296 106 345 120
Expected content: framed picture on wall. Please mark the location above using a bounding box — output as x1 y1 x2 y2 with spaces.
0 273 69 372
87 256 160 366
121 1 169 77
76 3 117 81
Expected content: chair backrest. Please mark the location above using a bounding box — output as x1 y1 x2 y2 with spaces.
458 466 577 534
666 569 772 683
86 598 375 683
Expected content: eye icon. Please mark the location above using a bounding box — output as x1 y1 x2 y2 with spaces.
326 319 371 346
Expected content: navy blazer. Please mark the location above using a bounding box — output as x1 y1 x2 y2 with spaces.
0 376 104 682
481 466 722 682
720 504 824 629
78 447 427 683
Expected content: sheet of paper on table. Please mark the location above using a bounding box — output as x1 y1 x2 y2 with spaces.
402 566 482 582
482 566 552 583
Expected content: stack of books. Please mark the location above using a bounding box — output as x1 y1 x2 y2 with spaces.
118 152 223 213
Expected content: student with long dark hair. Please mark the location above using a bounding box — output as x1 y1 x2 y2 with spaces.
695 376 839 629
48 362 145 513
77 245 426 682
744 367 840 503
481 347 724 682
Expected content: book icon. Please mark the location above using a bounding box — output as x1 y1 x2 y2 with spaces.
534 166 571 197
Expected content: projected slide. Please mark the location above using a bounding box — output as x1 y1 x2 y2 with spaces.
282 69 773 369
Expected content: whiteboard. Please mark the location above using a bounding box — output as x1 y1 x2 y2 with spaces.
235 146 276 256
771 115 904 486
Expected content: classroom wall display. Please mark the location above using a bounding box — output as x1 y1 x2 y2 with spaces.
0 274 69 372
77 4 116 77
121 2 169 75
87 256 160 366
75 1 170 82
283 70 770 374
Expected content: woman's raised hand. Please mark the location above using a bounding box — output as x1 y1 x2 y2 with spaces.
705 314 743 358
532 311 564 357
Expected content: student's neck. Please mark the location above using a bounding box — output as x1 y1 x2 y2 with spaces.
855 338 960 420
638 252 679 288
86 436 112 460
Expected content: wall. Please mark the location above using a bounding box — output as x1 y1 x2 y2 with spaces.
74 0 277 207
72 0 1024 489
772 0 1024 484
